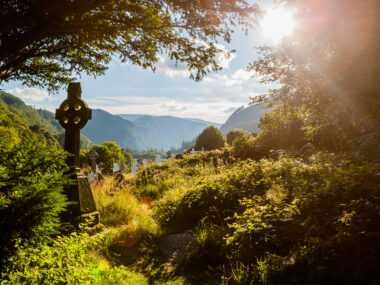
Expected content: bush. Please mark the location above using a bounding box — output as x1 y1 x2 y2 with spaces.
195 126 225 151
152 152 380 284
154 161 270 230
0 138 70 268
232 136 269 160
225 154 380 284
226 129 247 145
0 230 148 284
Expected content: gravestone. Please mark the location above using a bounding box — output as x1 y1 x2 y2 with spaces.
190 148 196 156
155 154 161 164
88 171 96 182
120 160 125 172
55 82 99 225
131 160 138 175
113 162 120 173
142 159 148 168
88 150 98 173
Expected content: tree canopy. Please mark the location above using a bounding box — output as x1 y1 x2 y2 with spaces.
195 125 225 151
0 0 260 92
226 128 247 145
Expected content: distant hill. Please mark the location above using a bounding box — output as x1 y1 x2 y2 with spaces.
0 91 93 149
117 114 146 122
82 109 146 149
83 111 221 150
220 104 269 135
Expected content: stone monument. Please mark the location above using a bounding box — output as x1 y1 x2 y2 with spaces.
55 82 99 225
119 160 125 172
190 148 196 156
88 150 98 173
113 162 120 173
131 160 138 175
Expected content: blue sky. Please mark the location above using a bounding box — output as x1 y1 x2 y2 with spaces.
3 1 287 123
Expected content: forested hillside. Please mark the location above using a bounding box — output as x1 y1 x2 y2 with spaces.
0 91 93 149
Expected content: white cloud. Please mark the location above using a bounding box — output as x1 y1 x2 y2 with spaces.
213 43 236 69
83 65 277 123
156 55 189 78
88 94 248 123
6 87 50 102
155 43 235 78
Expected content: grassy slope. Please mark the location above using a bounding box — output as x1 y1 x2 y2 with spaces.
88 149 379 284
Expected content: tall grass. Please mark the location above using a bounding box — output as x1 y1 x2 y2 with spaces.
91 176 159 249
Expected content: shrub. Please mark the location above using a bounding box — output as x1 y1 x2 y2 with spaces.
186 219 227 267
232 136 269 161
152 152 380 284
154 161 270 230
0 230 148 284
0 138 70 268
226 129 247 145
225 154 380 284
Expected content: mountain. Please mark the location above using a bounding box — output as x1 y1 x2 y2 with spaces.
0 91 93 149
220 104 269 135
82 111 221 150
117 114 146 122
82 109 147 150
134 115 221 150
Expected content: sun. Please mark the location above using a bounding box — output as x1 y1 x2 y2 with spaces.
260 7 296 41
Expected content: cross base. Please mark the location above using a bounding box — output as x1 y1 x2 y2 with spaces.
63 168 99 226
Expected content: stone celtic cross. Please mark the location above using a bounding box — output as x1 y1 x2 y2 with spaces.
55 82 92 167
55 82 99 225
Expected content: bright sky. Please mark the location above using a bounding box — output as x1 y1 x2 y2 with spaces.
2 1 295 124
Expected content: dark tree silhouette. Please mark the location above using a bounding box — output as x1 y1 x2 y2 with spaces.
0 0 260 92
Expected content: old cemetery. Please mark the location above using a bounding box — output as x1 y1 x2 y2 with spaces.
1 0 379 283
0 82 379 284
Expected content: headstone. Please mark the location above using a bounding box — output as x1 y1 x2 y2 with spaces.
131 160 138 175
96 164 100 173
155 154 161 164
88 150 98 173
113 162 120 173
190 148 196 156
142 159 148 168
55 82 99 225
119 160 125 172
88 170 96 182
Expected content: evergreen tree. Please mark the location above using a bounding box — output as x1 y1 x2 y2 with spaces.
0 139 70 268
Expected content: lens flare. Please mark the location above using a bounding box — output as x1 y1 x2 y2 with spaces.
261 7 296 41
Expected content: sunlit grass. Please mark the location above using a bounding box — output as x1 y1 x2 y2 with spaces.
91 175 160 250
